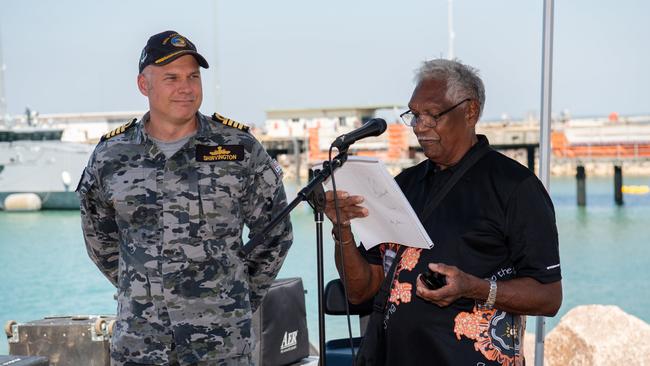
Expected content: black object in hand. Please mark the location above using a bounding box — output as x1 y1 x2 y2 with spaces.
422 268 446 290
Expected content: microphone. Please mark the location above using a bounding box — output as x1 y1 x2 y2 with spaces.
331 118 387 150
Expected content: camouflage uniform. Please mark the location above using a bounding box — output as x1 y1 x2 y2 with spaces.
77 112 293 365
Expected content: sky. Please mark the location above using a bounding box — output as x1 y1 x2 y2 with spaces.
0 0 648 126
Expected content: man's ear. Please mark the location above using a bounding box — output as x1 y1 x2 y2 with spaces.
465 99 480 126
137 73 149 97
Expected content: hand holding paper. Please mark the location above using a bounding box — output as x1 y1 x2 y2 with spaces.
315 157 434 250
324 190 368 226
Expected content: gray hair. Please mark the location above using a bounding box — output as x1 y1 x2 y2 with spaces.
415 59 485 118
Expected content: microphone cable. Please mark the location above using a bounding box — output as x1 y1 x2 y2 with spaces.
327 145 357 366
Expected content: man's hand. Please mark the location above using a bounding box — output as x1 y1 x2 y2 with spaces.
415 263 481 307
415 262 563 316
324 190 382 304
324 190 368 226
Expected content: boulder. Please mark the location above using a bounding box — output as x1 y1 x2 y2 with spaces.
523 331 536 363
544 305 650 365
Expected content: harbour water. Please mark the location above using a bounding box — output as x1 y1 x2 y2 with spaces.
1 175 650 355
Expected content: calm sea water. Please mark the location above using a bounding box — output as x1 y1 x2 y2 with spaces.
1 175 650 355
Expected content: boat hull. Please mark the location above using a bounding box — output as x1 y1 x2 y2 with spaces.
0 141 92 210
0 191 79 210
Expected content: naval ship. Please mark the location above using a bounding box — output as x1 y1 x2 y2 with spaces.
0 109 146 210
0 122 94 210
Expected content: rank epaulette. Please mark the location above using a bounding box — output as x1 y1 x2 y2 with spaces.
212 113 250 133
100 118 137 142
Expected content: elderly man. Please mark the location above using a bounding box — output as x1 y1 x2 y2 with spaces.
325 59 562 365
77 30 293 366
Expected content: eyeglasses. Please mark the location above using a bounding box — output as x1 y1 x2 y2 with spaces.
400 98 472 128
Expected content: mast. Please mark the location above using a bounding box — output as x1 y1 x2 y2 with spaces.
213 0 221 112
535 0 555 365
447 0 455 60
0 27 7 122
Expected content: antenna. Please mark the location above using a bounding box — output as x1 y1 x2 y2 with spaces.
0 26 7 122
213 0 221 112
447 0 455 60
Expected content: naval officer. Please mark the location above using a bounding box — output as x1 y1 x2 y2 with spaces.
78 30 293 366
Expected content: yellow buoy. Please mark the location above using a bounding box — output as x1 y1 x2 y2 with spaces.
3 193 43 211
622 185 650 195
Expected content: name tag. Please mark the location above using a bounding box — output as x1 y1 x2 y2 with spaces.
196 144 244 162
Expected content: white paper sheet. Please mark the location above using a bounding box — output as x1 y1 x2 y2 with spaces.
315 157 434 250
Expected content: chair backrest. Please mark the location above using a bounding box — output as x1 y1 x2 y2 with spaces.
323 279 373 365
324 279 373 317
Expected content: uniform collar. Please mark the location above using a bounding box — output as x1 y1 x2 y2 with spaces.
195 113 213 137
135 111 209 143
134 112 150 144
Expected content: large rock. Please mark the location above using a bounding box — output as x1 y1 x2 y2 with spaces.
523 331 536 363
544 305 650 365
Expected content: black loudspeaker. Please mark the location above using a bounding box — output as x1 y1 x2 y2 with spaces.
252 278 310 366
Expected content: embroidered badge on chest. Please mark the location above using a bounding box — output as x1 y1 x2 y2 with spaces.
196 144 245 162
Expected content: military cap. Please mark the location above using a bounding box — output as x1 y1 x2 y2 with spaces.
138 30 209 73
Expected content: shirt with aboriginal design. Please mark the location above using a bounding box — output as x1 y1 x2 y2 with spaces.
358 135 561 366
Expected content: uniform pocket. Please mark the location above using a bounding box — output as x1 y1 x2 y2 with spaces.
197 163 243 233
110 167 158 228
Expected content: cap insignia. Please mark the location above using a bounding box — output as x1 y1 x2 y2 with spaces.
170 35 187 48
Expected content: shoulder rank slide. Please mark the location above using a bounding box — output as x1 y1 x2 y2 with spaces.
101 118 137 142
212 113 250 133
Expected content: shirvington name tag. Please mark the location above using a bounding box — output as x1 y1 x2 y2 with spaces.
196 145 244 162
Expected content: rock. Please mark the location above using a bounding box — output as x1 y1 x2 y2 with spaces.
544 305 650 365
523 331 536 363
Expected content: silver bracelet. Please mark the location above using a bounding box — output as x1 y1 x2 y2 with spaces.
479 280 497 310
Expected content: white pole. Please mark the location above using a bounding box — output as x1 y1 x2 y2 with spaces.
536 0 554 365
0 27 7 122
447 0 455 60
213 0 221 112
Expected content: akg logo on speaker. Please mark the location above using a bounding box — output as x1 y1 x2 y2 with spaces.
280 330 298 353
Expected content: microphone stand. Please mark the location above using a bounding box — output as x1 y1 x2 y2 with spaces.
239 149 349 366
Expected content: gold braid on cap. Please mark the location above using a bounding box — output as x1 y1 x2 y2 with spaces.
212 113 250 133
101 119 137 142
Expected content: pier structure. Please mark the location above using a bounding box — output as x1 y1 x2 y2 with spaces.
260 106 650 205
261 106 547 170
261 105 405 180
551 113 650 205
4 107 649 205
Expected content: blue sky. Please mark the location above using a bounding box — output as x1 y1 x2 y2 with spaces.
1 0 648 126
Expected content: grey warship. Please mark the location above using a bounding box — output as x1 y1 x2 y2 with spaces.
0 119 93 210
